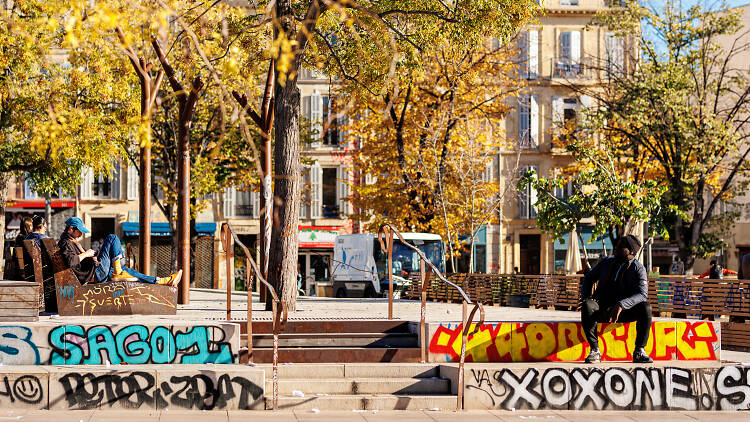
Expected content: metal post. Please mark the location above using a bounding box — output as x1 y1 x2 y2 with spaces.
387 231 394 320
420 260 428 363
226 228 233 320
271 300 279 410
139 145 151 275
177 135 190 304
246 257 253 364
458 300 468 411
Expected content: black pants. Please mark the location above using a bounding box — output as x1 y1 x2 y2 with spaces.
581 299 652 350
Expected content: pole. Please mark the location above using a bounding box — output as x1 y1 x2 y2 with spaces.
139 143 151 275
420 260 428 363
177 125 190 304
225 227 233 320
387 231 394 320
44 194 52 224
246 257 253 364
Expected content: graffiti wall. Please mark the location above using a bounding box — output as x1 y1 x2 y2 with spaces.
428 321 720 362
462 365 750 411
0 323 239 365
0 366 264 410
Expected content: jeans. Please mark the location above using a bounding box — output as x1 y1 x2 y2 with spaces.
581 299 652 351
94 234 157 284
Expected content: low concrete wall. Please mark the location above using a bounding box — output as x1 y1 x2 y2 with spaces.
440 363 750 411
427 320 720 362
0 321 240 365
0 365 264 410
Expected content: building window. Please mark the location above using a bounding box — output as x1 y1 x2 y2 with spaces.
80 164 120 199
518 165 538 219
560 0 579 5
555 31 583 78
323 96 345 146
518 30 538 79
605 32 624 77
322 167 338 218
92 174 111 198
236 190 258 217
518 95 538 148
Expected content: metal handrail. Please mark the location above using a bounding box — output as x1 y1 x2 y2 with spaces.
221 222 287 410
377 224 484 411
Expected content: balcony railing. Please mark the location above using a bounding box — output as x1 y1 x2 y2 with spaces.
551 58 592 80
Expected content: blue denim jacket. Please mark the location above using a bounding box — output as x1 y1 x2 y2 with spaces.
581 256 648 309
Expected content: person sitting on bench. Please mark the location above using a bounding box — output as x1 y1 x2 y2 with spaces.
58 217 181 285
25 215 50 246
581 235 653 363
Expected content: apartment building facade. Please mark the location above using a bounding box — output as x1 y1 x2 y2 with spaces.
493 0 628 274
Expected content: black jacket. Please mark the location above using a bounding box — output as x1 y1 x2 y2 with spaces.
58 232 96 284
581 256 648 309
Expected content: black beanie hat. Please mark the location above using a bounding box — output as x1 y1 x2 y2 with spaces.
622 234 642 255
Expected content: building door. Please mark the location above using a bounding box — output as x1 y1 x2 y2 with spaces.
519 234 541 274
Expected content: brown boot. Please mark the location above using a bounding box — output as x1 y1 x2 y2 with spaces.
111 259 137 282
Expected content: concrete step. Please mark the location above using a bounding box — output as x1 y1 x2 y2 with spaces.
253 363 440 379
245 332 418 348
230 319 413 334
243 347 422 363
268 394 457 411
264 377 450 395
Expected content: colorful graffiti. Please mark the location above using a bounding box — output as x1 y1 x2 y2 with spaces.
0 323 238 365
428 321 719 362
466 366 750 411
48 325 234 365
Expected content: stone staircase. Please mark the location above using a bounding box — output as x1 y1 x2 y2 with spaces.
240 319 423 363
257 363 457 410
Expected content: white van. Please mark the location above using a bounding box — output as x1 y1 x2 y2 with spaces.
331 233 446 298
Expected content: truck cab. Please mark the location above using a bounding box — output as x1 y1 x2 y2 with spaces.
331 233 446 298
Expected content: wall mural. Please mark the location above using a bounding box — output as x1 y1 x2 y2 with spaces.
0 323 238 365
428 321 720 362
465 366 750 411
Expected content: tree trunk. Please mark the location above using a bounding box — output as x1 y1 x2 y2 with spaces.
268 74 301 311
0 173 9 277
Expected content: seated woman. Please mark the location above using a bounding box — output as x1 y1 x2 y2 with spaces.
58 217 181 285
15 216 33 246
25 215 50 246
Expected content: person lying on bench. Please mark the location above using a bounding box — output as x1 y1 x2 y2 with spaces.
25 215 50 246
580 235 653 363
58 217 181 286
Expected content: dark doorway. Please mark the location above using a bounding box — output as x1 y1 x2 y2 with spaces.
90 218 116 250
519 234 541 274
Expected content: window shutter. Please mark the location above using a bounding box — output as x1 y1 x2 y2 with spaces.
518 166 529 219
223 187 235 218
530 95 539 147
80 168 93 199
528 30 538 79
552 95 563 126
529 165 539 219
337 165 351 216
302 95 311 122
300 166 310 219
560 32 571 60
605 32 623 76
365 173 374 185
111 163 121 199
126 165 138 200
250 191 260 219
518 96 530 147
311 90 322 139
570 31 581 63
310 164 322 219
579 95 592 109
483 160 494 183
518 31 528 78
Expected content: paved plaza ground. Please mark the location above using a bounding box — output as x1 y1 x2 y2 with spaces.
1 409 748 421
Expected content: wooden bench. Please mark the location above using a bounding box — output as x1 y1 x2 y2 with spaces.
39 238 178 316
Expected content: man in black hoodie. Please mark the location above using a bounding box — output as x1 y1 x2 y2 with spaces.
581 234 652 363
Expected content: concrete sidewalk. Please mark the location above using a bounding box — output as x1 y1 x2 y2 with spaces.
1 409 748 422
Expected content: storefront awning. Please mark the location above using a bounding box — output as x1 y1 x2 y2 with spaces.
6 199 76 209
122 222 217 237
299 225 343 248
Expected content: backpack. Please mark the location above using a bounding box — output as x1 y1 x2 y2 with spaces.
709 264 724 280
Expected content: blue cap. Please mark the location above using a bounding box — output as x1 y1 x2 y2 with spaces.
64 217 89 234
